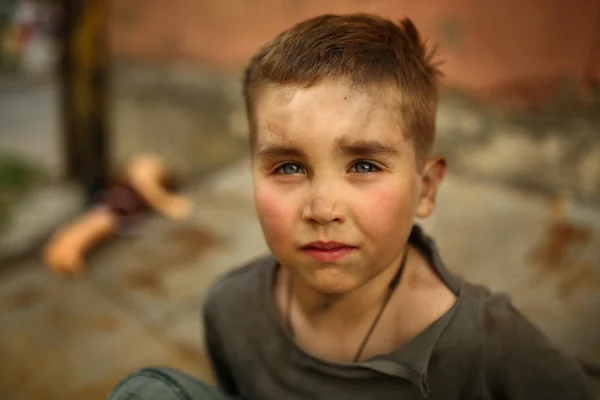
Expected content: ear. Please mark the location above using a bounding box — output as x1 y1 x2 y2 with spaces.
416 156 446 219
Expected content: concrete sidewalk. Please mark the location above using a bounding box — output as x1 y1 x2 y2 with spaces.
0 159 599 399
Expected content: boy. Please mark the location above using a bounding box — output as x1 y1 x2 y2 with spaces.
109 13 593 400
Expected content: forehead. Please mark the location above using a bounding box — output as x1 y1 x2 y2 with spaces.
253 81 405 151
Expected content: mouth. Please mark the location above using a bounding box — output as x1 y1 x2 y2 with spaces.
300 241 357 262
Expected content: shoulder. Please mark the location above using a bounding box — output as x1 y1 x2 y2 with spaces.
477 287 564 361
464 284 592 399
203 254 275 322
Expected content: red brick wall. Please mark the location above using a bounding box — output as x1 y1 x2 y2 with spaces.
108 0 600 105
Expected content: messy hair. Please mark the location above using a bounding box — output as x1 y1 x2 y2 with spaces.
243 13 443 166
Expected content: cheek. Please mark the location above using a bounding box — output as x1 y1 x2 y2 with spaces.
354 184 416 239
254 182 295 243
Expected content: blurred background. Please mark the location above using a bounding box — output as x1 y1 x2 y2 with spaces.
0 0 599 398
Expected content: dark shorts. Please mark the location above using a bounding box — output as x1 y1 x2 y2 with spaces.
108 367 235 400
95 181 150 235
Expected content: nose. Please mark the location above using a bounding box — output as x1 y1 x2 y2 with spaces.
302 193 345 225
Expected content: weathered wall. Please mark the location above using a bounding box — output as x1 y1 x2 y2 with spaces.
109 63 248 178
435 90 600 207
107 0 600 104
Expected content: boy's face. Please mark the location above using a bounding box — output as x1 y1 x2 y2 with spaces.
251 80 444 295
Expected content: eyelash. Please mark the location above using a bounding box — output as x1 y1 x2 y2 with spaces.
273 160 382 175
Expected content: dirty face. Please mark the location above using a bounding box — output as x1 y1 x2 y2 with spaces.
251 80 444 295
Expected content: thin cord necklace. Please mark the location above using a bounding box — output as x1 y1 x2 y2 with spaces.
284 248 409 363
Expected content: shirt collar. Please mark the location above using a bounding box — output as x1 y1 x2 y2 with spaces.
360 225 464 397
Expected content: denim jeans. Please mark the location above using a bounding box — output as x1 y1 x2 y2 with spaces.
108 367 235 400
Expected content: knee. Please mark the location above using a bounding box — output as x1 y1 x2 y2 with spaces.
108 367 182 400
108 367 227 400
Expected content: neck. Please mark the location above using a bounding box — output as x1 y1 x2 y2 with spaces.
290 246 411 331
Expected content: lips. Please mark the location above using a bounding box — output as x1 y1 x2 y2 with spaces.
300 241 357 262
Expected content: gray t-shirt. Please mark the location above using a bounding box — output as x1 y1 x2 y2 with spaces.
202 225 593 399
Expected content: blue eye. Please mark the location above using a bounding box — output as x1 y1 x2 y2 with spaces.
276 162 304 175
350 161 380 173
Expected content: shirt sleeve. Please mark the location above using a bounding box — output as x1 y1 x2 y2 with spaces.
202 298 240 396
482 296 593 400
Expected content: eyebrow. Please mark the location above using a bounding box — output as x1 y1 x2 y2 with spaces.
255 137 400 160
256 144 306 159
334 137 401 158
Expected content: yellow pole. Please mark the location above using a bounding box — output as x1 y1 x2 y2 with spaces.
59 0 109 204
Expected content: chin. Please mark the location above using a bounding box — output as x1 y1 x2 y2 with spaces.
305 268 363 296
277 251 367 295
311 284 355 296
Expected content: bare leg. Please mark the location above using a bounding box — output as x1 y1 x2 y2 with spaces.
42 207 117 275
125 154 192 221
43 153 190 275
